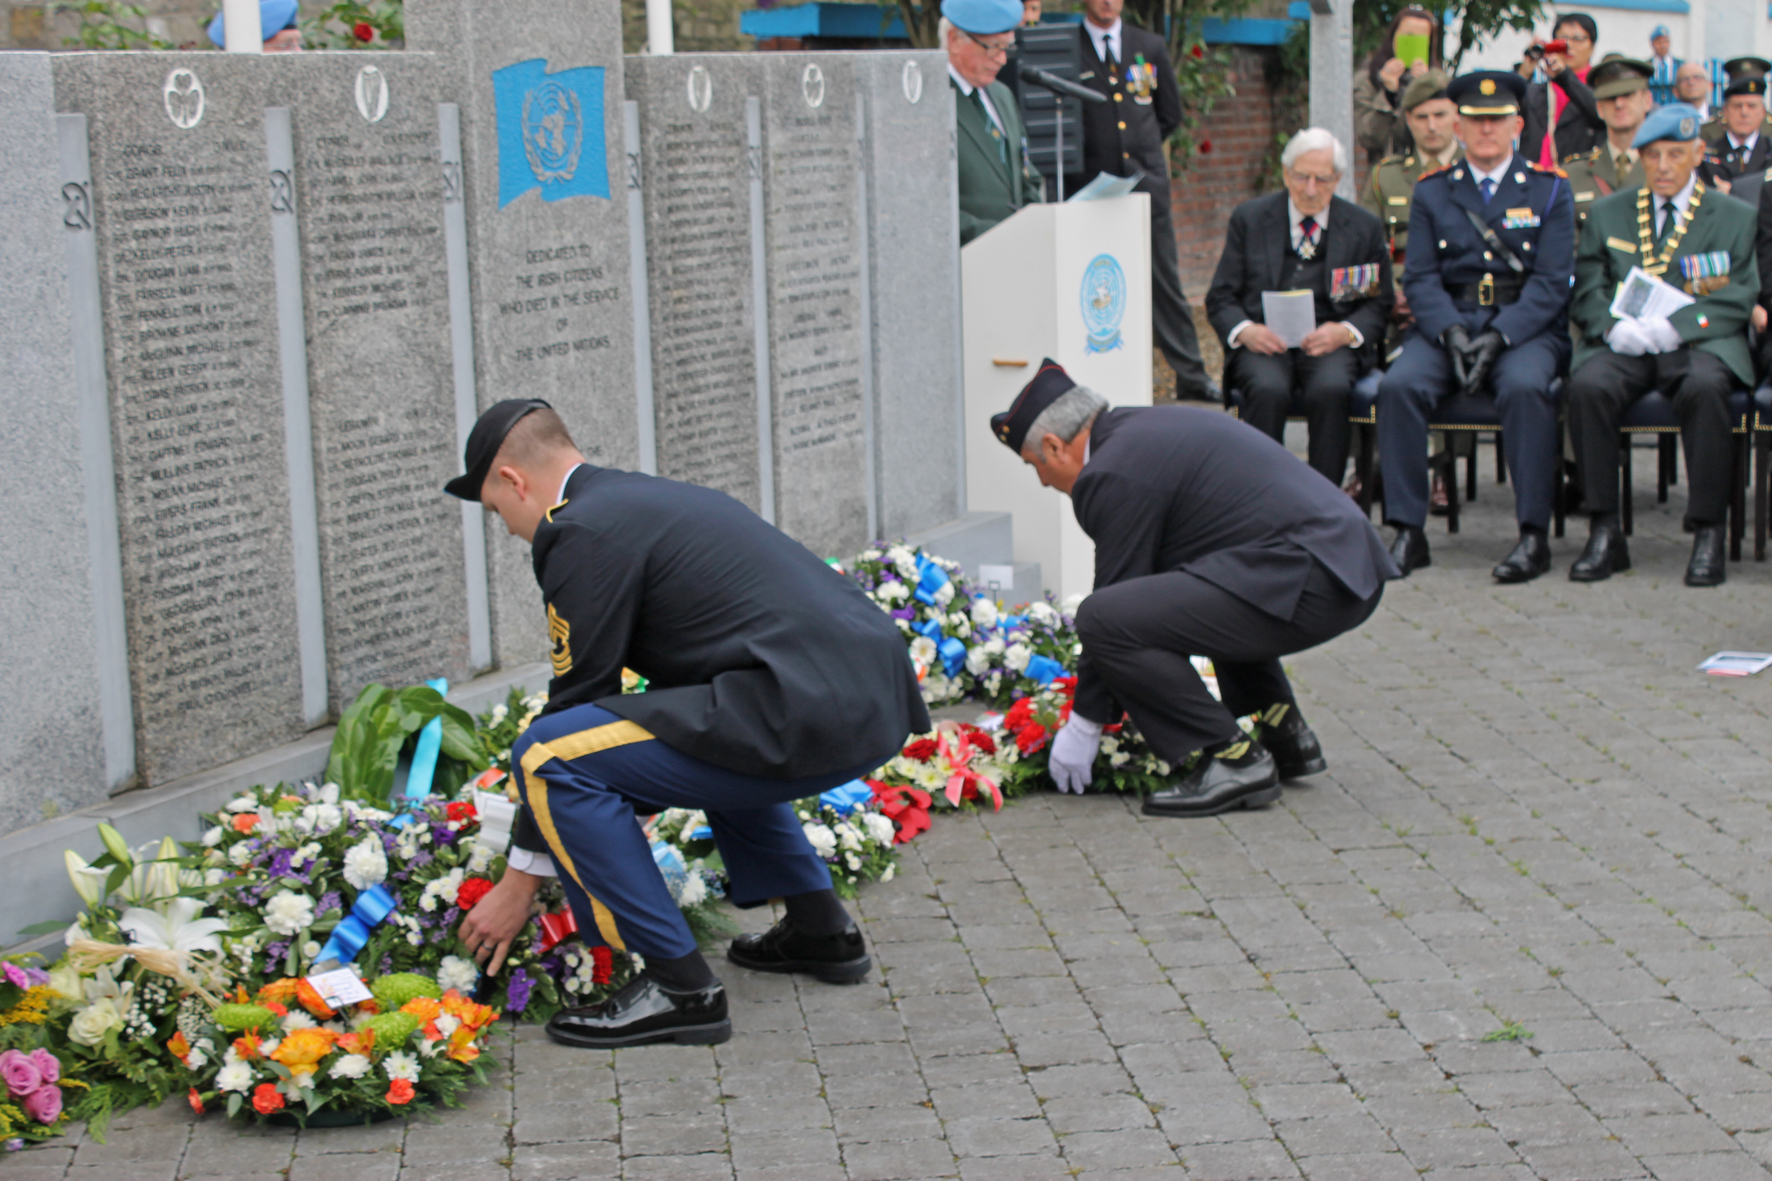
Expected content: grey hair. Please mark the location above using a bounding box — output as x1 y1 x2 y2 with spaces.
1281 127 1348 175
938 16 955 46
1021 386 1110 458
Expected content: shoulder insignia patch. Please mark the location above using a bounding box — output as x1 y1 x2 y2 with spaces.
1527 159 1565 176
1418 163 1450 180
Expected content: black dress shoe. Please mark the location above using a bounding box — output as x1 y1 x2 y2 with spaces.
546 975 730 1048
1686 525 1726 586
1142 740 1282 818
1389 526 1430 576
1568 523 1630 582
1492 531 1551 583
728 919 872 984
1258 704 1326 780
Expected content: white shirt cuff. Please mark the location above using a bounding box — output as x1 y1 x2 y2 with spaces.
1227 319 1254 348
506 846 558 877
1341 322 1363 348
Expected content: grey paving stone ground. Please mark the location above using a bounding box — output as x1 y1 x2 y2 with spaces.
10 444 1772 1180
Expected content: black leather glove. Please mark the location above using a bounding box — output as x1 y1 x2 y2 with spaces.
1463 330 1506 394
1441 324 1473 389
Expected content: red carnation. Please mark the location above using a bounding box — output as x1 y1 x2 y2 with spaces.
962 729 997 756
902 738 939 761
252 1083 284 1115
1191 43 1204 59
353 21 374 41
1014 723 1049 755
456 877 494 911
591 946 614 985
446 800 478 825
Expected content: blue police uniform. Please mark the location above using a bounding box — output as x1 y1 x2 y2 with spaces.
1378 76 1576 548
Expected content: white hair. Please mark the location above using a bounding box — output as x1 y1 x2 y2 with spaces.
1281 127 1348 175
939 16 955 47
1020 386 1110 459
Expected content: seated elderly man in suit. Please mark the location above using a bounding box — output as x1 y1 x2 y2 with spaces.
1207 128 1393 485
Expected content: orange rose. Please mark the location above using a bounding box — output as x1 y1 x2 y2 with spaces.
232 813 261 834
400 997 443 1023
294 979 337 1020
167 1031 192 1065
385 1078 415 1105
252 1083 284 1114
256 979 299 1006
270 1027 338 1085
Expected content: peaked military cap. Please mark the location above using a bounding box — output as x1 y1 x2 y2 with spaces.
1447 70 1526 116
1589 56 1653 100
1723 56 1772 81
1633 102 1703 149
992 359 1075 454
1400 69 1451 112
444 398 553 501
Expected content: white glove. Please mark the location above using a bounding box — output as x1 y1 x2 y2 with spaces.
1641 315 1683 353
1606 318 1651 356
1048 715 1104 794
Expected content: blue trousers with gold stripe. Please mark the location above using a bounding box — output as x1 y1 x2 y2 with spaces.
512 703 867 959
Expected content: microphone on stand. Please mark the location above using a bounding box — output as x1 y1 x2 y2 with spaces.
1014 62 1109 104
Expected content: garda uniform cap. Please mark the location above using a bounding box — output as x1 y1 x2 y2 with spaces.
1633 101 1703 149
444 398 553 501
207 0 298 47
992 359 1074 454
1589 55 1654 100
940 0 1022 35
1447 70 1527 116
1400 69 1452 112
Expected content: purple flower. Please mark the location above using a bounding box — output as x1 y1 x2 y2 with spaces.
379 953 394 975
505 968 534 1013
267 849 295 879
432 825 458 846
890 607 915 622
316 891 341 915
5 1138 21 1152
408 852 434 870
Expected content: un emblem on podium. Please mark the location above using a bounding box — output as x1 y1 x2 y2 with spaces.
1080 254 1126 353
493 58 610 208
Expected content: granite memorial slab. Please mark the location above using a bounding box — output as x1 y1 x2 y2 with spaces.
53 53 309 785
760 52 871 560
855 50 963 541
625 54 766 515
407 0 641 669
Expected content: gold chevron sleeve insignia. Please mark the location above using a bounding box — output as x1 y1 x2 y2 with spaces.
547 603 572 676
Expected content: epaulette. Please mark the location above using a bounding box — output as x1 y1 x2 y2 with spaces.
1376 152 1411 168
1561 147 1601 165
1527 159 1568 177
1418 162 1452 181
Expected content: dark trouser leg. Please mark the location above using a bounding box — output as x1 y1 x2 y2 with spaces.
1659 349 1735 525
1376 332 1453 528
1228 349 1297 444
1073 566 1383 765
1487 334 1567 532
1568 351 1657 516
1147 187 1211 397
1295 348 1357 485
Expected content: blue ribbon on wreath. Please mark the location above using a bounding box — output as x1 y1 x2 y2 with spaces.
1023 654 1064 685
913 555 950 606
313 883 399 969
819 780 874 816
913 619 967 678
391 677 449 829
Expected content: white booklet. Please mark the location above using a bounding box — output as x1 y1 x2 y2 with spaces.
1261 290 1317 348
1697 651 1772 676
1068 170 1145 202
1610 265 1694 321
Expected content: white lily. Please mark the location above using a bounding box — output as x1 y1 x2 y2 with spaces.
118 897 229 953
64 850 108 908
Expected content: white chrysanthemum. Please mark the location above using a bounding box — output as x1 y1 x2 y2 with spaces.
965 646 993 676
909 636 937 667
876 579 909 604
1004 644 1032 672
383 1051 420 1082
971 596 1000 628
258 1037 282 1059
330 1053 371 1080
802 823 838 859
224 796 258 813
216 1061 255 1093
1027 601 1058 626
845 853 861 871
490 704 509 723
437 956 478 993
945 614 970 638
932 582 955 607
342 836 388 891
984 637 1006 656
678 873 708 908
201 826 224 848
297 804 342 836
228 843 254 868
837 824 863 852
862 813 896 845
263 890 315 937
282 1010 316 1032
203 868 228 887
467 843 495 873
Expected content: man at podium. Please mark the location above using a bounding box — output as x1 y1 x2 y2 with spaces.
946 0 1045 244
1207 128 1393 485
991 361 1399 817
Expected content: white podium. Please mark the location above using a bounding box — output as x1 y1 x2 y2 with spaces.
961 194 1153 601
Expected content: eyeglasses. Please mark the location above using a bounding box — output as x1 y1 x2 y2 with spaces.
1286 169 1339 187
962 29 1015 56
1557 32 1591 44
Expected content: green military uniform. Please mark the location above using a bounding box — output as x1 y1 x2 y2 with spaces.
1563 146 1647 221
1361 149 1461 259
1701 55 1772 146
955 77 1043 245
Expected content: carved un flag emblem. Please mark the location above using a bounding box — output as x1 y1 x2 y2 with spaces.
1080 254 1127 354
493 58 609 208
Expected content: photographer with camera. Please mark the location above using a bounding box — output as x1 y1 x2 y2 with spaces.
1521 14 1607 167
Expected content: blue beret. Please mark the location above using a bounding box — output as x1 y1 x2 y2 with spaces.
1634 102 1703 149
1651 24 1670 39
941 0 1022 36
993 358 1074 453
207 0 299 47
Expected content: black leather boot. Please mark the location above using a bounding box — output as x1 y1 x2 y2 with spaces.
1258 703 1326 781
1569 521 1630 582
1143 739 1281 818
728 918 872 984
1685 525 1725 586
546 975 730 1048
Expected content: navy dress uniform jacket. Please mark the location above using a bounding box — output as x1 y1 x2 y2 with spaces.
1402 159 1577 345
1070 21 1180 191
1069 406 1398 725
510 465 929 853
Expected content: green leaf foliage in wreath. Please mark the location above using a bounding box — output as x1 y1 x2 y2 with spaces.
325 683 490 804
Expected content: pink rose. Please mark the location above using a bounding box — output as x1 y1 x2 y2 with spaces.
0 1051 40 1098
1 963 27 989
21 1084 61 1125
27 1051 58 1086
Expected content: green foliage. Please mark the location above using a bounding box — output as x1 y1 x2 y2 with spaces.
369 973 441 1010
49 0 172 49
1482 1021 1534 1042
213 1004 277 1033
302 0 404 48
326 684 489 805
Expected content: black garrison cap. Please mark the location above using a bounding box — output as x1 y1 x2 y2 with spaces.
444 398 552 501
992 359 1076 454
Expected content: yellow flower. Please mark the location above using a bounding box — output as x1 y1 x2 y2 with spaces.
270 1027 338 1085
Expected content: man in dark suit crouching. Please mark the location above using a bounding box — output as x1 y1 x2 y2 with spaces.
1208 127 1394 485
993 363 1400 817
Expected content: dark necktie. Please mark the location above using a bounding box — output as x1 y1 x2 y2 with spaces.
1658 199 1678 242
1478 177 1495 204
972 88 1006 165
1103 36 1118 73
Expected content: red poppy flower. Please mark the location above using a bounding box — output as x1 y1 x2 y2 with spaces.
868 779 932 843
446 800 478 824
353 21 374 41
591 946 614 985
1199 140 1213 154
252 1083 285 1114
456 877 494 911
902 737 939 761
